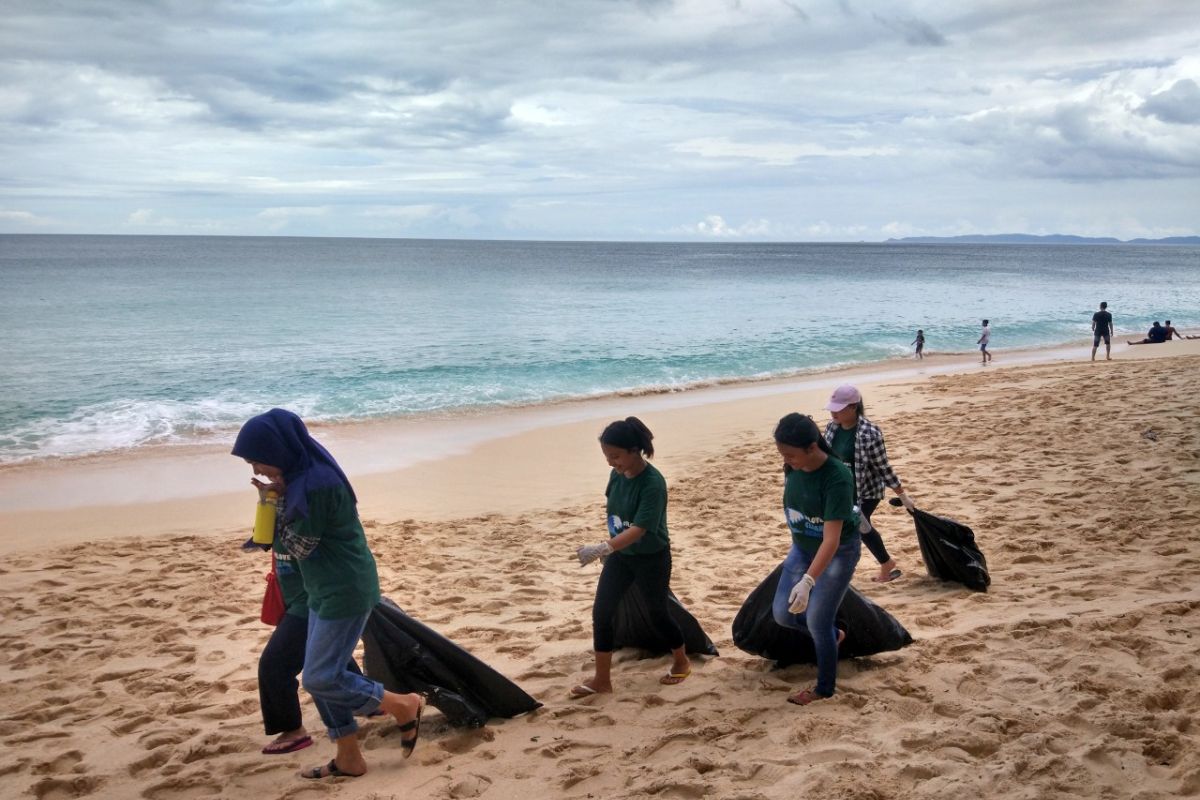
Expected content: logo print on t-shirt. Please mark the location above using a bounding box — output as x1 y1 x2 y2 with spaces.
608 515 628 537
786 506 824 538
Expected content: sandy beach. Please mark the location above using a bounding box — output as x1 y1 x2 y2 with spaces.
2 342 1198 800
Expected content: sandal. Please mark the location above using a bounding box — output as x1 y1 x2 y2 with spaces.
569 684 599 698
659 670 691 686
262 734 312 755
787 688 831 706
300 759 364 780
397 696 425 758
872 568 903 584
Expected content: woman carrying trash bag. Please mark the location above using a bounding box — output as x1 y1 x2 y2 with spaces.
772 413 862 706
571 417 690 698
232 408 424 780
823 384 915 584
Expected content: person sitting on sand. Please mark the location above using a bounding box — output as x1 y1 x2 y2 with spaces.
912 329 925 360
1128 322 1167 345
571 417 691 698
823 384 915 584
772 413 862 706
1162 321 1198 340
232 409 424 780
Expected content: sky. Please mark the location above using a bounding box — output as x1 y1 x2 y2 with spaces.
1 0 1198 242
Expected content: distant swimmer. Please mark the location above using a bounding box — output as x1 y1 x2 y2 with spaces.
977 319 992 365
911 329 925 360
1128 321 1167 345
1091 301 1113 361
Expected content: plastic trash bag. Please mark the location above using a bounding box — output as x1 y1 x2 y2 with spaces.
732 564 913 667
890 498 990 592
362 598 542 728
612 584 719 656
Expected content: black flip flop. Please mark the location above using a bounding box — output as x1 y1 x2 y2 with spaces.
398 697 425 758
300 759 364 780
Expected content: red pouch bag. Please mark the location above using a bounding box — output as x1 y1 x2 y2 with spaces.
261 555 286 626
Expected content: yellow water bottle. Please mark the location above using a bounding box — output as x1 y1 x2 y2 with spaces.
253 489 278 545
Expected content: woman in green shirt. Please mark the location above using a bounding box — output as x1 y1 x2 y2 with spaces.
772 413 862 705
233 409 424 780
571 417 690 697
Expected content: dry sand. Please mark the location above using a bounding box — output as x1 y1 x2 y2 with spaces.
1 345 1198 800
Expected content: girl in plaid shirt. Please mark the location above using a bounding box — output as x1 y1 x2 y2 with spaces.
823 385 915 583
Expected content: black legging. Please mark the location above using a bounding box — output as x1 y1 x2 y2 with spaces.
591 548 684 653
258 612 362 735
859 498 892 565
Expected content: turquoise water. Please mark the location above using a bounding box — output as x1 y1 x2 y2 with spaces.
2 234 1198 463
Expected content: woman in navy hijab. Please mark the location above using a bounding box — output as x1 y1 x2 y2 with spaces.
233 409 424 780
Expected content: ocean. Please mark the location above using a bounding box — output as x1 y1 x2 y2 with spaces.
2 234 1198 464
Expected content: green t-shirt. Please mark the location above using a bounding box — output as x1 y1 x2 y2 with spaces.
605 463 669 556
269 494 309 618
288 485 381 619
783 456 859 554
831 425 856 472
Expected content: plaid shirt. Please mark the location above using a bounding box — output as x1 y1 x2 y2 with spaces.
824 417 901 500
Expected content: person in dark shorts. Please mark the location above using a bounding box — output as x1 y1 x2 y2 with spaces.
911 329 925 360
1091 302 1113 361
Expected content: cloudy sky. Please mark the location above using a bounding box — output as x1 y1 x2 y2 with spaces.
1 0 1197 241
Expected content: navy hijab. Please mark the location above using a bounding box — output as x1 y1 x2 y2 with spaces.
231 408 356 524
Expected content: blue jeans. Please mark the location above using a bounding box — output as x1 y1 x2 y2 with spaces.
772 537 861 697
302 611 383 740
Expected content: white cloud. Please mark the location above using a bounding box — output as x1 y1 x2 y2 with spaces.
674 137 899 165
675 215 772 238
0 1 1197 240
0 209 48 225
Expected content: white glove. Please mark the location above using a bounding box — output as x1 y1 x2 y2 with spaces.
576 541 613 566
788 574 816 613
900 493 916 512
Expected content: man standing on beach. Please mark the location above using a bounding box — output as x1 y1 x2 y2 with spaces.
1091 302 1113 361
978 320 992 365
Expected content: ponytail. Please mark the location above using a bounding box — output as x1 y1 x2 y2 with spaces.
599 416 655 458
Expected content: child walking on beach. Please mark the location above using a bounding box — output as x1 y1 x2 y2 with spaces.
771 413 861 705
823 384 914 584
572 417 690 697
232 409 424 780
912 330 925 360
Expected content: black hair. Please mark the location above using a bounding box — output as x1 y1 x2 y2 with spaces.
982 319 990 325
1100 302 1107 309
599 417 655 458
1165 320 1172 325
774 413 833 467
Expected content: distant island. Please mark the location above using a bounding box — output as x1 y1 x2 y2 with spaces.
885 234 1200 245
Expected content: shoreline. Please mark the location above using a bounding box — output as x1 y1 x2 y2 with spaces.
0 333 1169 469
2 338 1197 555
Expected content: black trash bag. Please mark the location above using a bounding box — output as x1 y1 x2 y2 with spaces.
362 598 542 728
890 498 990 592
731 563 913 667
612 584 719 657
